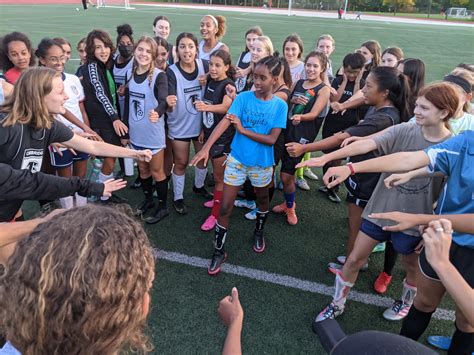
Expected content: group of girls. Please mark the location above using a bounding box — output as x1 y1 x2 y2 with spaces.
1 14 473 354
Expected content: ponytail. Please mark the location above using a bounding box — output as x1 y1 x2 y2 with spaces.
395 72 412 122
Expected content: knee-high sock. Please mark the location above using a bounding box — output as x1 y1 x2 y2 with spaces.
194 167 207 189
211 190 223 218
284 191 296 208
255 210 269 231
333 273 354 307
172 173 185 201
155 179 168 208
401 278 417 306
214 223 227 250
99 172 114 201
59 196 74 209
296 152 311 178
400 305 434 340
449 323 474 355
75 193 87 207
141 176 154 202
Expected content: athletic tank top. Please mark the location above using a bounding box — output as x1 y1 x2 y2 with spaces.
235 51 252 93
167 59 205 139
113 57 134 119
202 77 235 143
128 69 165 150
198 40 224 61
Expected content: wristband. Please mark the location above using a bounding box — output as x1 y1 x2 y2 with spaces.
347 163 356 176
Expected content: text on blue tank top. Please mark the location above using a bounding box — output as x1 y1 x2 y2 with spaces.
128 69 165 149
167 60 205 139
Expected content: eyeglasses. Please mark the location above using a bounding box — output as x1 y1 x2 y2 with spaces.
47 56 66 64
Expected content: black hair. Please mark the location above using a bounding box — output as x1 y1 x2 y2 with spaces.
175 32 199 59
153 15 171 27
279 56 292 88
370 66 411 122
116 24 134 45
256 54 283 78
210 48 236 79
304 51 328 81
35 38 64 64
0 31 36 72
398 58 425 116
154 36 169 50
342 52 365 70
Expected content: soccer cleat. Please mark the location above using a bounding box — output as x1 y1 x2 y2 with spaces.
318 185 328 193
208 249 227 276
135 199 155 216
383 300 412 321
272 201 288 214
245 208 258 220
374 272 393 294
372 242 386 253
173 199 188 215
296 177 310 191
336 255 346 264
427 336 451 351
193 185 214 199
285 204 298 225
304 168 319 180
315 302 345 322
201 215 217 231
130 176 142 189
234 199 256 210
145 208 169 224
253 229 266 253
328 261 368 275
327 189 342 203
203 200 214 208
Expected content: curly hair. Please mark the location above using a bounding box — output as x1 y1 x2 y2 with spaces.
0 31 36 72
0 204 155 355
85 29 115 64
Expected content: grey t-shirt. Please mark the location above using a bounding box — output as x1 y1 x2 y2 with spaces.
362 123 452 236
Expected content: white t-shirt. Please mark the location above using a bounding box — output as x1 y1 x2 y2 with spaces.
290 61 306 83
57 73 85 132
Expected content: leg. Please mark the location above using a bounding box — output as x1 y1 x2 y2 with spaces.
218 184 241 229
135 160 155 215
253 186 270 253
202 156 226 231
346 202 363 256
56 165 75 209
171 140 190 213
192 140 211 198
448 309 474 355
146 150 170 224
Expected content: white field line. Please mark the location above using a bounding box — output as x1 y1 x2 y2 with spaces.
153 249 455 321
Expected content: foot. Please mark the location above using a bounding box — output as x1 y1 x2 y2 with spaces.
272 201 287 214
327 189 342 203
373 272 393 294
427 336 451 351
145 207 169 224
203 200 214 208
295 177 310 191
234 199 256 210
315 302 345 322
382 300 412 321
245 208 258 220
318 185 328 193
304 168 319 180
253 229 266 253
201 215 217 231
100 194 127 204
173 199 188 215
208 249 227 276
328 260 368 275
130 176 142 189
372 242 386 253
285 204 298 225
193 185 213 199
135 199 155 216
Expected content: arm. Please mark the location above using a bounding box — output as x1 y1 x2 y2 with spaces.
154 72 169 117
218 288 243 355
285 131 351 158
291 86 330 123
1 218 45 248
335 91 365 112
383 167 444 189
229 114 281 146
62 108 93 133
196 95 233 115
330 76 346 103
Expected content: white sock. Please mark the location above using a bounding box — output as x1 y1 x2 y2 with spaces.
401 279 417 305
99 172 114 201
333 273 354 306
59 196 74 209
75 193 87 207
172 172 185 201
194 167 207 189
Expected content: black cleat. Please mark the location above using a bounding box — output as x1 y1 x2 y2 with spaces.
193 185 214 199
173 199 188 215
130 176 142 189
135 199 155 216
208 249 227 275
253 229 266 253
145 207 169 224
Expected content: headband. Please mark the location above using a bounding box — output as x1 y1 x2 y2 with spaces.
206 15 219 28
443 74 472 94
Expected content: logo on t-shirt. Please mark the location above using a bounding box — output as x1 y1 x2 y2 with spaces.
21 149 43 173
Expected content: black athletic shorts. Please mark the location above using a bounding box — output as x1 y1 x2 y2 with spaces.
93 127 121 146
280 150 303 175
419 241 474 287
345 189 368 208
210 141 231 159
273 132 285 165
172 136 199 143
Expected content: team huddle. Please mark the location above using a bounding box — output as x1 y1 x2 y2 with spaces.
0 12 473 355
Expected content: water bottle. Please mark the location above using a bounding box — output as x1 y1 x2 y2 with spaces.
292 89 315 114
88 158 103 202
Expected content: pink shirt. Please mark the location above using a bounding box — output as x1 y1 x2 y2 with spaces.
4 67 22 84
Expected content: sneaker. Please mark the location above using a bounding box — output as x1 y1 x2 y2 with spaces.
173 199 188 215
374 272 393 294
383 300 412 321
135 199 155 216
427 336 451 351
304 168 319 180
285 204 298 225
272 201 287 214
203 200 214 208
201 215 217 231
253 229 265 253
336 255 346 264
193 185 213 199
372 242 386 253
327 189 342 203
315 302 345 322
296 177 310 191
318 185 328 193
130 176 142 189
234 199 256 210
208 249 227 276
245 208 258 220
328 261 368 275
145 207 169 224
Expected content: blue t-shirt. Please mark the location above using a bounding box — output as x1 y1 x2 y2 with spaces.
228 91 287 167
424 131 474 248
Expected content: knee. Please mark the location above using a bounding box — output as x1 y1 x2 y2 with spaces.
173 160 187 174
346 253 368 271
413 292 438 313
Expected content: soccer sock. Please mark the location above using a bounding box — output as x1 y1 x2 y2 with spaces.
194 167 207 189
214 223 227 251
400 305 434 340
448 324 474 355
99 172 114 201
155 179 168 209
141 176 154 202
172 172 185 201
243 179 256 201
268 186 275 202
118 157 125 172
401 279 417 306
211 190 223 218
383 241 398 276
75 193 87 207
166 174 172 183
255 210 269 231
284 191 296 209
59 196 74 209
303 152 312 172
333 273 354 307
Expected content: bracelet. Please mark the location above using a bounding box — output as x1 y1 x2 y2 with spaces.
347 163 356 176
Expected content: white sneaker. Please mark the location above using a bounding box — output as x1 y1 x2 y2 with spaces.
315 302 345 322
245 208 258 220
296 177 310 191
383 300 412 321
234 199 256 210
304 168 319 180
337 255 346 264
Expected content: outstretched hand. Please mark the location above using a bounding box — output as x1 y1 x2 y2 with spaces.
102 178 127 197
323 165 351 188
218 287 244 328
190 149 210 167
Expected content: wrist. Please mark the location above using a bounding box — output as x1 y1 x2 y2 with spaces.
347 162 356 175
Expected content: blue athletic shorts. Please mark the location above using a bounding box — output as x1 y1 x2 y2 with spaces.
50 149 89 168
360 218 421 255
130 143 163 156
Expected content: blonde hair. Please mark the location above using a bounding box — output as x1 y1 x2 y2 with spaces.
316 34 335 47
133 35 158 87
255 35 274 57
0 67 59 130
0 205 155 355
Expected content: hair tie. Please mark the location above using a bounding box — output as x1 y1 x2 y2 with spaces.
443 74 472 94
206 15 219 28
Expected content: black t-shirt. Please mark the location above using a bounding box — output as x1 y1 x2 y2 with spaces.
328 76 365 124
202 77 235 144
166 60 209 95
